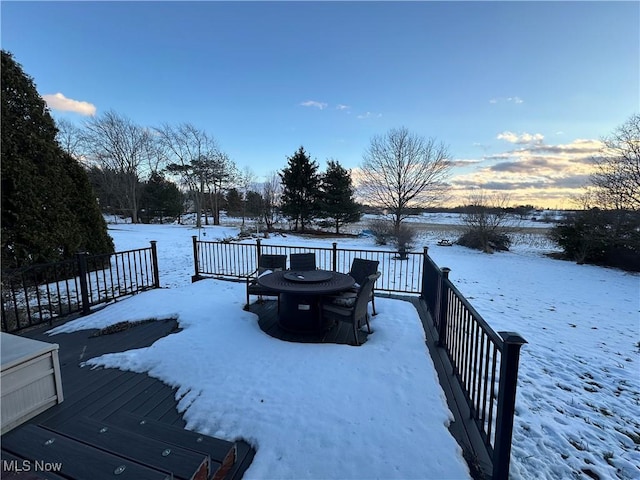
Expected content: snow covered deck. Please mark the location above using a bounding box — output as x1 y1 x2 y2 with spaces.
0 318 254 480
0 291 482 479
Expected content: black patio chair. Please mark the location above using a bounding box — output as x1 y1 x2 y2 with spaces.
245 254 287 310
320 272 380 346
290 253 316 271
349 258 380 315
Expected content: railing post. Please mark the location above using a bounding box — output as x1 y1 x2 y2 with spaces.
150 241 160 288
493 332 527 480
76 252 91 315
420 246 429 300
191 236 200 283
332 242 337 272
437 267 451 347
256 238 262 266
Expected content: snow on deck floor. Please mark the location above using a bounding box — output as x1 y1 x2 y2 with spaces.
49 279 471 479
51 222 639 479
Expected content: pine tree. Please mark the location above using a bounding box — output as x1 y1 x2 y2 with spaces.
225 188 243 217
140 172 184 222
319 160 362 234
245 191 264 218
279 147 321 232
1 50 113 268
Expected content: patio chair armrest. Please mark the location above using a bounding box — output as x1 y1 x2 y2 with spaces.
245 268 260 278
244 269 260 288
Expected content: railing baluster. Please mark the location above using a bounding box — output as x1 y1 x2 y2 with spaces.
487 344 499 444
471 322 482 413
114 252 122 296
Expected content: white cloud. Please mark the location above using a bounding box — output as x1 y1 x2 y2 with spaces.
336 104 350 111
299 100 327 110
357 112 382 119
497 131 544 144
42 92 96 116
489 96 524 105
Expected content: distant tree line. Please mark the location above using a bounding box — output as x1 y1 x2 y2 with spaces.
57 111 366 233
60 109 455 239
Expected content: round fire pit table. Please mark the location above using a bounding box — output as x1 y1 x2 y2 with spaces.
257 270 355 333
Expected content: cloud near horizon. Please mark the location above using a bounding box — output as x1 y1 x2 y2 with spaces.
448 137 604 208
42 92 96 116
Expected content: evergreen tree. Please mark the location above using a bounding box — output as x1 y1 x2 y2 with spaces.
140 172 184 222
225 188 243 217
1 50 113 268
279 147 321 232
319 160 362 234
245 190 264 218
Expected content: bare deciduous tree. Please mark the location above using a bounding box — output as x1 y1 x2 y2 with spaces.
359 127 451 234
56 118 85 160
83 111 154 223
261 171 282 232
591 113 640 210
459 190 516 253
154 123 220 228
238 167 256 227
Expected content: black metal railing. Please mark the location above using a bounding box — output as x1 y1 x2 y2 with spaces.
192 237 425 294
1 242 160 333
193 237 525 479
422 251 526 480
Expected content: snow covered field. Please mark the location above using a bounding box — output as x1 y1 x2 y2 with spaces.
49 218 639 479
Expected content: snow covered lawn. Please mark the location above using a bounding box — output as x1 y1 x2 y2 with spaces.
49 222 639 479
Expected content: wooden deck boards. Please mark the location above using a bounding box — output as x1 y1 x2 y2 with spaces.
405 295 493 478
2 293 488 479
1 318 252 479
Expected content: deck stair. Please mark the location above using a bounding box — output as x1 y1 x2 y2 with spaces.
1 412 248 480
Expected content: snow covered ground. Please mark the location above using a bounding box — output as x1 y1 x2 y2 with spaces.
49 219 639 479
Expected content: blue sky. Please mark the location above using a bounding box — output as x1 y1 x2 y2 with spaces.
2 1 638 208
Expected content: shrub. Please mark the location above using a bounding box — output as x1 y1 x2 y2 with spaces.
394 224 417 252
368 219 394 245
457 229 511 253
458 192 516 254
549 209 640 271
